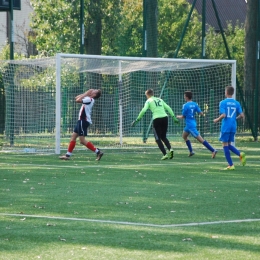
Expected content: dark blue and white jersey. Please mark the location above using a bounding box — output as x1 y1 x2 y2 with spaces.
78 97 95 124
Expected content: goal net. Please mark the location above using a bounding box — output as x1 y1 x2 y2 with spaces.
1 54 236 154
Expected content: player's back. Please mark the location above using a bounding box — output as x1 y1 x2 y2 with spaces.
147 96 167 119
182 101 201 127
219 98 242 132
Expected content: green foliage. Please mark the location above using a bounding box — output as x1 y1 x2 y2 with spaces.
30 0 81 55
29 0 245 63
159 0 201 58
100 0 124 55
111 0 143 56
0 44 27 60
0 45 10 60
206 23 245 87
30 0 122 56
5 0 246 90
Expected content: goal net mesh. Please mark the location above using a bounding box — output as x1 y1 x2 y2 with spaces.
0 55 234 153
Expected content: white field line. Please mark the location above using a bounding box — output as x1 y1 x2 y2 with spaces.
1 213 260 228
0 161 218 169
0 161 259 170
0 161 217 169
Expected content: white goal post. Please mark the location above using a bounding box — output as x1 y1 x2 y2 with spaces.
1 54 236 154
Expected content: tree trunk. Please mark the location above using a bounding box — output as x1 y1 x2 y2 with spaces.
85 0 102 55
244 0 257 91
146 0 158 57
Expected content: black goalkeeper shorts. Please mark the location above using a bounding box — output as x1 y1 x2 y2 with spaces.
153 116 168 140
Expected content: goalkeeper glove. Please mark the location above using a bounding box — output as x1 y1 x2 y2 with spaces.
131 119 139 127
173 117 179 124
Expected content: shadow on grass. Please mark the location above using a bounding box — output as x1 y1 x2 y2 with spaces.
1 217 260 255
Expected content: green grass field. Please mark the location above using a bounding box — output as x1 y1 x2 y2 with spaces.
0 141 260 260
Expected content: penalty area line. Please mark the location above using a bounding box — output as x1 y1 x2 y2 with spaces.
1 213 260 228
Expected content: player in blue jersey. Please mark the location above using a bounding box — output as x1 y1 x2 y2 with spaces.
214 86 246 170
177 91 217 158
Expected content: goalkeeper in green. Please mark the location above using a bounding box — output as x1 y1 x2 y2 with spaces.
131 88 179 160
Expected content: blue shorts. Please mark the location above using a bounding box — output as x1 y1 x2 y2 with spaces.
184 126 199 138
74 120 90 136
219 132 235 143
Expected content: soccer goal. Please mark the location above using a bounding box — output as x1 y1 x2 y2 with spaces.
1 54 236 154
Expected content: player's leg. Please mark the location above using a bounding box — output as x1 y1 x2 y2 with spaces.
223 143 234 170
239 151 246 166
227 134 246 166
78 121 104 161
183 129 194 156
160 117 174 159
67 132 78 153
79 136 104 161
59 131 78 160
196 135 217 158
228 143 240 155
220 132 234 170
153 119 167 159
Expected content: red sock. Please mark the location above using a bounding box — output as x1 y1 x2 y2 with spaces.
68 141 76 153
86 141 96 152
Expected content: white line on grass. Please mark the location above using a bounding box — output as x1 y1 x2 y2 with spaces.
0 161 218 169
0 161 259 170
1 213 260 228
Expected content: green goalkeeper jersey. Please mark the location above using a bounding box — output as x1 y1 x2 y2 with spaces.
136 96 175 120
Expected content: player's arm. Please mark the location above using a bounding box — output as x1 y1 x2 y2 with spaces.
75 89 94 103
196 104 204 116
214 101 226 123
177 104 186 119
236 103 244 120
136 103 149 120
163 102 179 124
213 113 225 123
236 112 244 120
163 102 175 117
131 102 149 126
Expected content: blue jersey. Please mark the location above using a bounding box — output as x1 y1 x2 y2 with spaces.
182 101 202 128
219 98 242 133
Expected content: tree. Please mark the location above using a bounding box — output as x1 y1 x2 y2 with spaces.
29 0 201 57
244 0 258 91
85 0 102 54
158 0 201 58
113 0 202 58
30 0 121 56
30 0 81 55
206 23 245 86
29 0 245 72
146 0 158 57
244 0 260 140
107 0 143 56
